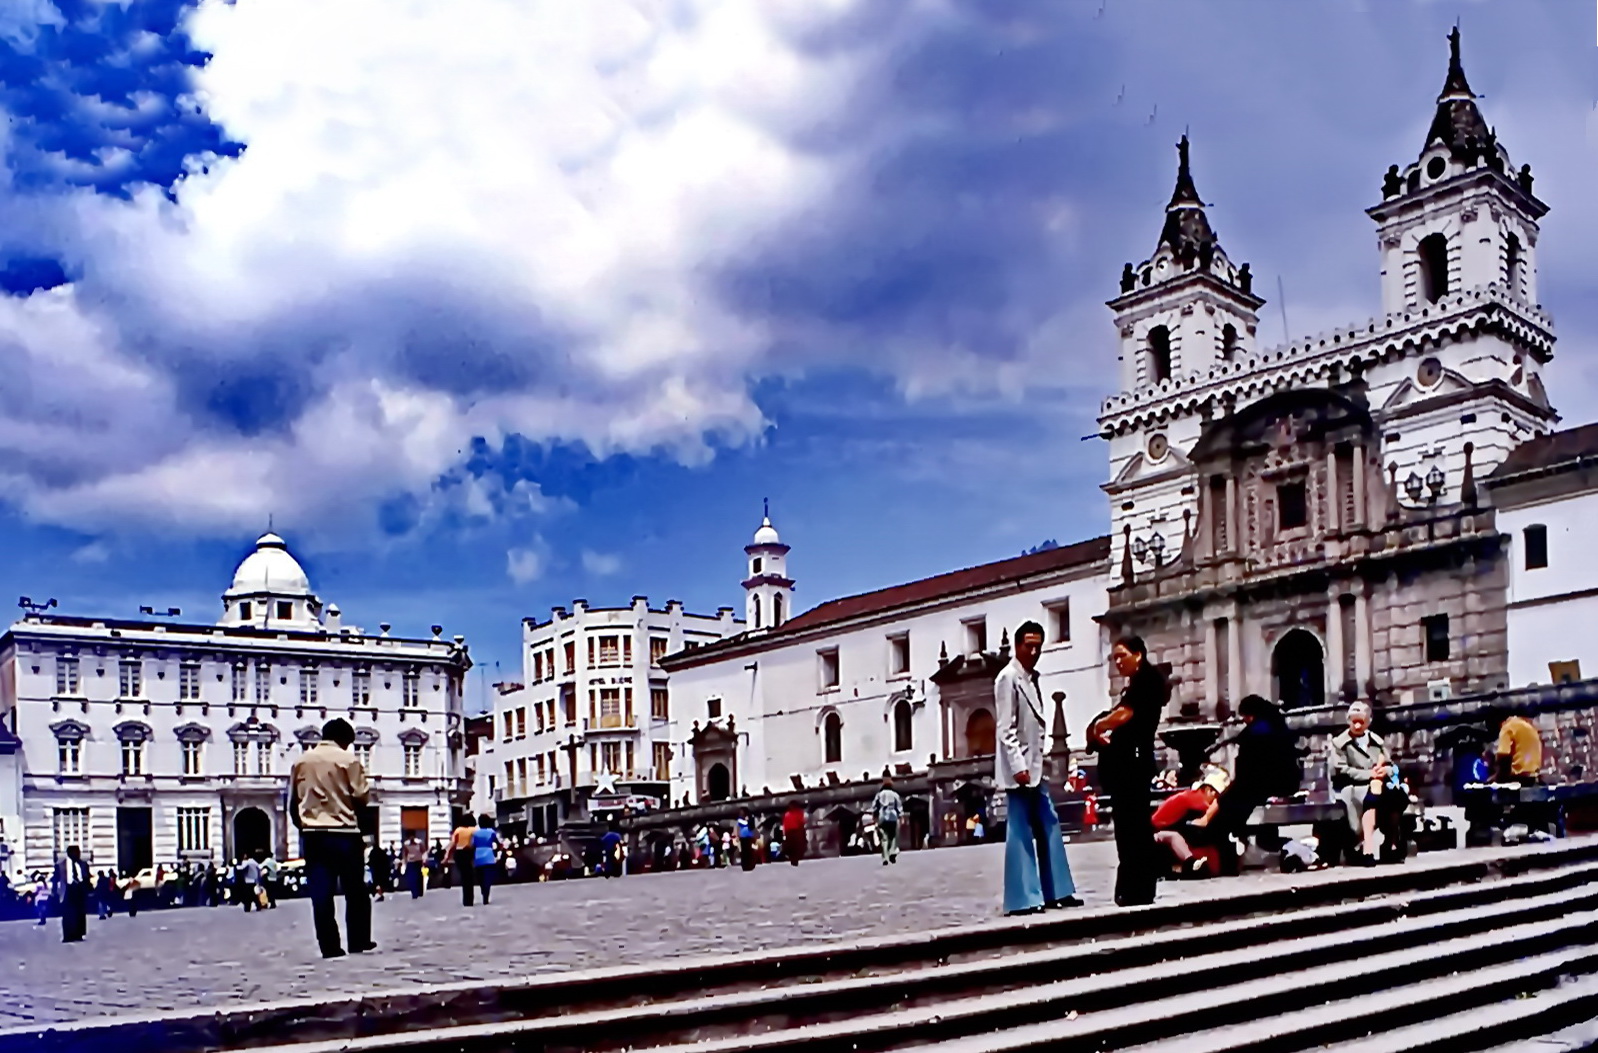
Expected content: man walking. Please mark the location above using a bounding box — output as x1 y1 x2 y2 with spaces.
289 717 374 959
1090 635 1169 907
872 777 904 866
995 621 1080 916
54 845 91 943
402 837 427 899
445 816 477 905
235 855 261 912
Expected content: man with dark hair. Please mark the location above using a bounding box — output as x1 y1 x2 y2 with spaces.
994 620 1079 915
290 717 373 958
54 845 91 943
1090 635 1168 907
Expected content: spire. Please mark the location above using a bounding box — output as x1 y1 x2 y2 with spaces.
1438 25 1472 102
1157 134 1219 268
1423 26 1492 164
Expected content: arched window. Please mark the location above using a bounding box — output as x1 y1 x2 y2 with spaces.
823 711 843 765
773 593 785 626
1147 326 1173 383
1418 233 1450 303
1505 234 1524 299
752 595 763 629
1221 323 1238 360
893 700 913 753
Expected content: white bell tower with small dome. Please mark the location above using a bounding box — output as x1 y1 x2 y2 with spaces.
220 532 325 630
743 501 794 633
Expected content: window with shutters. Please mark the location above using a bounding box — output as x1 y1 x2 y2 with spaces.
651 686 669 721
254 665 271 705
404 744 422 777
299 668 318 706
181 740 203 776
650 636 668 665
402 670 420 708
177 807 210 852
232 663 247 702
598 635 620 667
180 663 202 701
119 660 143 699
353 670 371 707
55 657 80 696
53 808 90 860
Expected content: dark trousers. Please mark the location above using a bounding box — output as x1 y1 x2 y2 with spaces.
405 861 424 898
739 837 756 871
477 861 496 903
1104 764 1157 905
61 888 88 942
238 879 255 911
303 831 372 956
456 858 477 905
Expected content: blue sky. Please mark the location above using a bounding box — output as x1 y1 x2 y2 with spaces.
1 1 1595 707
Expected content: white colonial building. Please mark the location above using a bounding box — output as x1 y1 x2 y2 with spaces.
478 594 742 838
0 533 472 879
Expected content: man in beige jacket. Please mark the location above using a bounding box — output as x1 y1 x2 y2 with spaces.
290 718 373 958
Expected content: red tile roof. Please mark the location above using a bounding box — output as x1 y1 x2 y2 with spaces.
665 534 1110 668
1487 422 1598 482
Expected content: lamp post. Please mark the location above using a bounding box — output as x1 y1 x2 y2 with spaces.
1404 472 1424 504
1426 464 1446 504
1133 531 1167 569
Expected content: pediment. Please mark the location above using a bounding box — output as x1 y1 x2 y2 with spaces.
1112 445 1192 487
1379 369 1474 414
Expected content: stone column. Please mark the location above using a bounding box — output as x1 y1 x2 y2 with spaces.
1351 441 1367 530
1325 447 1340 533
1203 615 1220 714
1226 606 1244 708
1224 476 1239 554
1353 584 1373 700
1326 587 1346 705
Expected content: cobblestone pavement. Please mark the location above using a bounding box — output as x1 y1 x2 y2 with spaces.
0 838 1477 1027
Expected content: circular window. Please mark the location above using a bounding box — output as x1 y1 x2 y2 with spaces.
1417 357 1443 387
1426 156 1446 180
1147 433 1170 461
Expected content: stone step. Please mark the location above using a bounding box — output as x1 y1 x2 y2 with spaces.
183 866 1598 1053
13 839 1598 1053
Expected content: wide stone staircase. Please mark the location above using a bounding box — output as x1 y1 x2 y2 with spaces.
14 839 1598 1053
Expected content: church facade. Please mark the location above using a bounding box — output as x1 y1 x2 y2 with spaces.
0 533 473 879
648 29 1592 834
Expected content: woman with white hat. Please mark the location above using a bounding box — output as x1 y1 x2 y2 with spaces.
1152 768 1230 877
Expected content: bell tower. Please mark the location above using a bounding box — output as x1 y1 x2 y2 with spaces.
742 501 794 634
1103 136 1265 559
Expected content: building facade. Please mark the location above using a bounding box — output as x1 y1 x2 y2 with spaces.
0 533 472 879
481 595 743 840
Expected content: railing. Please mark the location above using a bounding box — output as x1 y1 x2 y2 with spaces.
582 715 638 731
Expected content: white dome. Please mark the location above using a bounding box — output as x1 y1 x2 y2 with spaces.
752 516 781 546
228 532 312 595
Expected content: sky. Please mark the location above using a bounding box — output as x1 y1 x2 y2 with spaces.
0 0 1595 709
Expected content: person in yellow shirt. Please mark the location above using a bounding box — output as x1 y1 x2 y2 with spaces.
1495 711 1545 783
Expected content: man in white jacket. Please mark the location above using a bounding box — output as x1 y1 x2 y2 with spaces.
995 621 1081 915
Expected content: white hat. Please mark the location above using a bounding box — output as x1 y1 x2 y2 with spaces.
1199 769 1230 794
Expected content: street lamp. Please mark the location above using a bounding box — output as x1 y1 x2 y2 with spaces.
1426 465 1446 501
1133 531 1167 569
1403 472 1424 503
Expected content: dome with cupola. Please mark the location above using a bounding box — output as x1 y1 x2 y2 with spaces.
220 532 323 629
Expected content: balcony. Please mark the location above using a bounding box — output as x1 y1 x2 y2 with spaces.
582 715 638 733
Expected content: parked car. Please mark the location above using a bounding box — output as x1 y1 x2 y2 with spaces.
125 867 183 891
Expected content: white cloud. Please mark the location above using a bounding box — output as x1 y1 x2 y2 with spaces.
506 544 547 586
580 549 623 577
0 0 887 539
70 540 110 564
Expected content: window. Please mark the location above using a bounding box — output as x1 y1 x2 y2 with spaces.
1418 233 1450 303
52 808 90 861
564 641 576 674
177 807 210 853
255 740 272 775
823 712 843 765
1046 600 1072 643
404 743 422 777
55 657 80 696
653 742 671 781
515 708 526 739
121 739 145 776
523 757 533 793
535 755 546 783
707 697 723 720
963 618 988 656
598 635 620 666
1423 614 1450 663
888 633 910 676
180 662 202 701
1147 325 1173 384
231 664 247 702
818 648 840 691
773 593 785 626
254 664 271 705
182 740 203 776
58 738 81 775
545 648 555 680
601 741 621 773
535 702 546 734
651 636 668 665
651 685 669 721
503 711 514 741
623 637 633 664
276 601 293 621
233 741 249 775
599 688 622 727
533 651 545 683
1277 481 1308 531
753 595 763 629
893 700 914 753
1524 524 1549 570
1221 323 1239 359
299 668 318 706
402 670 420 708
1506 233 1524 298
752 557 763 574
118 659 143 699
354 742 374 770
353 670 371 707
238 601 253 622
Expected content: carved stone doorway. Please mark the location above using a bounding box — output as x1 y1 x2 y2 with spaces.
1273 629 1325 709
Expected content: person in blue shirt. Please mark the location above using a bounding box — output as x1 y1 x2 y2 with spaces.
736 809 757 872
470 814 502 905
600 821 624 879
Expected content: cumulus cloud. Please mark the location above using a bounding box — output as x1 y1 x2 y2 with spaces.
581 549 623 577
505 543 547 586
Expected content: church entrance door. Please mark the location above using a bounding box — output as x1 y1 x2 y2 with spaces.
1273 629 1325 709
232 807 271 861
964 708 996 757
706 763 731 801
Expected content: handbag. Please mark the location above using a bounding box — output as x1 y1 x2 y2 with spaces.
254 884 269 908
